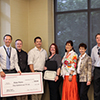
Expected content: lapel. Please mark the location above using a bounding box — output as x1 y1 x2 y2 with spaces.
80 54 88 69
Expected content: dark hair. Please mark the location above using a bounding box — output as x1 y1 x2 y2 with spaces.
15 39 23 43
79 43 87 49
49 43 59 55
65 40 75 52
34 36 42 43
3 34 12 40
95 33 100 38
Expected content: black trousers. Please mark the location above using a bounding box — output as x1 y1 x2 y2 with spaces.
2 69 17 100
77 74 90 100
48 76 63 100
79 82 90 100
94 67 100 100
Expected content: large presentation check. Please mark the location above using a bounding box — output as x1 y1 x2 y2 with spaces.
0 72 43 97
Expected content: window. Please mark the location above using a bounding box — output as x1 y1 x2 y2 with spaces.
54 0 100 57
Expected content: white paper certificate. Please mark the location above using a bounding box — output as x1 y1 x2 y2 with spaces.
0 72 43 97
44 70 56 81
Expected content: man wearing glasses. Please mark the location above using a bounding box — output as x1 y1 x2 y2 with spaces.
91 33 100 100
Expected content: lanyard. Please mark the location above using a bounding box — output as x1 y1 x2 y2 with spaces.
3 46 11 58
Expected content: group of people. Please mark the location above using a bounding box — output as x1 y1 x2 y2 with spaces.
0 33 100 100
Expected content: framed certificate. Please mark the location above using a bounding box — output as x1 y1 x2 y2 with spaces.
0 72 43 97
44 70 56 81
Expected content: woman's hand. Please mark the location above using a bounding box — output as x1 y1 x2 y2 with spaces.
87 81 91 86
44 67 47 70
69 75 72 82
55 76 59 82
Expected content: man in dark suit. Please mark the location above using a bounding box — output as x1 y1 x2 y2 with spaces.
15 39 30 100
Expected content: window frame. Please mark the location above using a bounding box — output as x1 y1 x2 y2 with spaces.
54 0 100 54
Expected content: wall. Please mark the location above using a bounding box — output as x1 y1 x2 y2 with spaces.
48 0 54 49
0 0 10 45
0 0 94 100
28 0 54 53
88 84 94 100
0 0 54 52
10 0 28 51
28 0 48 51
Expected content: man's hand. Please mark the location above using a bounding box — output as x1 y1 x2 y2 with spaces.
17 71 21 75
0 71 6 77
44 67 47 70
29 64 34 72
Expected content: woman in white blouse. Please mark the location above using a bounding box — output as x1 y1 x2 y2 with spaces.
77 43 92 100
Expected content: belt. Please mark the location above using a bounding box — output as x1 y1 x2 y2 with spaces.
95 67 100 69
3 69 16 72
34 70 44 72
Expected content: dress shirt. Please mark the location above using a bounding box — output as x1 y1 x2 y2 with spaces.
28 47 48 71
77 53 86 74
16 49 29 72
0 45 20 72
91 45 100 72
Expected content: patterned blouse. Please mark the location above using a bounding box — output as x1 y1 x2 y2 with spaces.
61 50 78 76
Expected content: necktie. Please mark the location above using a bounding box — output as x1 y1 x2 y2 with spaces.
6 47 10 69
98 48 100 55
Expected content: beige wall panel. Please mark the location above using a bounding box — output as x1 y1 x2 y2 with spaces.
47 0 54 47
28 0 49 52
88 83 94 100
0 0 10 46
28 0 54 53
10 0 28 51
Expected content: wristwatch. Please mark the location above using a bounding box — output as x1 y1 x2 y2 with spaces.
56 74 59 76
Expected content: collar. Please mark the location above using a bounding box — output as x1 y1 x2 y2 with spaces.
4 45 11 50
79 53 86 59
16 49 22 53
67 50 74 54
35 46 43 51
49 54 56 59
97 45 100 49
